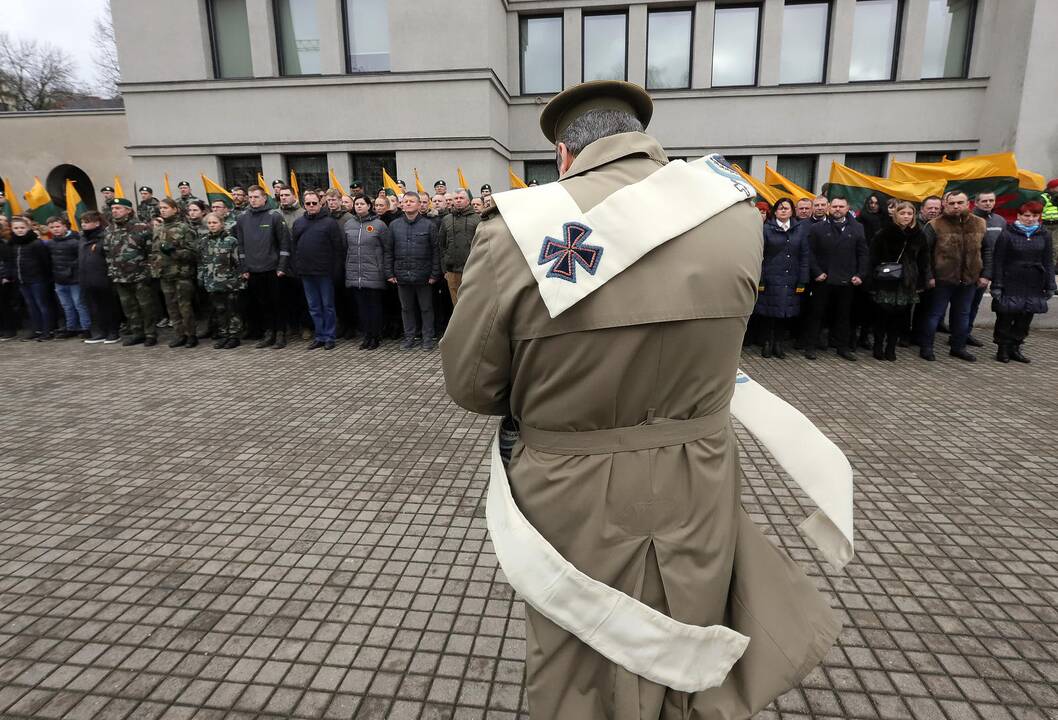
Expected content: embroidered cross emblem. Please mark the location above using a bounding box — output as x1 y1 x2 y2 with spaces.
538 222 603 283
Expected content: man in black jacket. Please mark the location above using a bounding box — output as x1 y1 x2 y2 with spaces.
236 185 292 349
803 197 869 360
388 192 442 350
291 191 344 350
964 191 1005 346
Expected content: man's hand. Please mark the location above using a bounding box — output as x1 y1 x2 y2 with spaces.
277 271 285 278
241 272 250 280
977 277 990 288
815 273 827 282
928 279 936 289
428 277 437 285
387 277 397 284
851 276 862 286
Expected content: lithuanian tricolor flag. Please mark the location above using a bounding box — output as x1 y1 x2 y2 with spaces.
457 167 469 190
765 165 814 202
889 152 1025 220
732 164 783 205
508 167 528 190
23 177 60 224
65 179 87 231
329 168 346 195
289 170 300 201
381 168 402 197
257 173 278 209
113 176 126 199
3 178 23 217
827 163 946 209
201 174 234 208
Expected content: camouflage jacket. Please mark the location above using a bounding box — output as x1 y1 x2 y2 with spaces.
137 197 160 224
149 217 197 280
103 217 152 283
200 229 246 293
176 194 200 213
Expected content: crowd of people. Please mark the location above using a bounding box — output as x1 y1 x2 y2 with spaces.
1 172 1055 363
749 183 1057 364
0 176 498 351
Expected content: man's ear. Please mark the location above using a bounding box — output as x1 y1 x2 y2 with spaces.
557 143 575 176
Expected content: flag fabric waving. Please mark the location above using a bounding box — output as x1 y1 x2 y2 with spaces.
113 176 126 199
381 168 403 197
827 163 946 210
201 174 234 208
889 152 1024 220
164 173 174 199
414 169 427 195
3 178 23 217
65 179 87 231
732 164 783 206
23 177 60 223
329 169 346 195
508 167 528 189
764 165 814 202
289 170 300 200
257 173 278 209
457 167 469 190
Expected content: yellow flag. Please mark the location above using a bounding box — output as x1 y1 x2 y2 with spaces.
414 169 426 195
764 164 814 202
329 168 346 195
1017 167 1046 191
65 179 85 231
381 168 402 197
457 167 469 190
164 173 173 199
508 167 528 189
828 162 947 203
732 164 783 205
289 170 300 200
257 172 270 195
3 178 23 216
201 174 235 208
113 176 125 199
889 152 1019 184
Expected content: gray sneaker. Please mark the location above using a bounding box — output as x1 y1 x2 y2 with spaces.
400 338 416 350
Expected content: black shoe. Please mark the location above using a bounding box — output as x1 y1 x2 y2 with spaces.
359 337 371 350
422 338 437 351
804 349 817 360
838 349 858 361
224 338 241 349
144 336 158 347
186 335 198 348
761 342 772 359
996 344 1010 363
1009 346 1030 363
103 335 121 344
919 349 936 361
272 332 287 349
307 340 325 350
55 329 72 339
367 337 380 350
966 334 983 347
949 348 976 362
84 335 106 344
169 335 188 348
774 343 786 359
885 343 897 362
324 341 336 350
255 331 275 349
213 338 227 349
122 335 145 347
873 346 884 361
37 333 55 342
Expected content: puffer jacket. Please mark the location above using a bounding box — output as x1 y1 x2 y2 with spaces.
389 213 441 285
12 231 52 284
991 224 1055 314
290 211 344 277
753 219 809 319
46 230 82 285
440 207 481 273
344 213 393 290
149 216 197 280
925 213 986 285
78 225 112 289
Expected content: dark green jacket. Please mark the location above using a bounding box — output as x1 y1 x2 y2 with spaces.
103 216 152 283
440 207 481 273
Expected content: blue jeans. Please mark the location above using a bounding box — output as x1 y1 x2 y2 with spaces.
925 283 975 352
19 282 53 335
302 275 336 342
55 283 91 331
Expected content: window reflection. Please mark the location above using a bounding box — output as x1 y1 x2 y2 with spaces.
922 0 974 78
343 0 390 72
712 5 760 87
647 10 692 90
780 2 829 84
521 16 563 94
276 0 321 75
583 14 627 81
849 0 899 81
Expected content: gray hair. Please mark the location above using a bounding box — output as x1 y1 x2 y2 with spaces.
558 109 644 156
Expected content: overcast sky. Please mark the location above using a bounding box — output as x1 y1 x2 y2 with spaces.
4 0 109 90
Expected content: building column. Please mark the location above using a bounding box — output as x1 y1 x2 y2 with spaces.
896 0 928 81
750 155 776 179
316 0 344 75
691 1 715 89
826 0 856 84
817 154 843 193
758 0 784 87
887 152 916 175
508 13 521 94
246 0 279 78
627 5 647 86
563 8 582 88
262 153 284 187
327 152 352 191
967 0 996 78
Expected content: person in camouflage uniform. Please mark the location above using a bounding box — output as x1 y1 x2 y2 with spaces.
210 200 238 232
151 198 199 347
230 187 250 221
104 198 159 346
176 181 200 213
201 212 246 349
137 187 161 224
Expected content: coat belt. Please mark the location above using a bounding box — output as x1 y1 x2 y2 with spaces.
519 409 730 456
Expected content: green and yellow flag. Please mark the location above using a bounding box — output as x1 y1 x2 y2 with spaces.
457 167 469 190
23 177 60 223
765 165 814 202
889 152 1023 218
113 176 126 199
65 179 87 231
329 168 346 195
508 167 528 189
381 168 402 197
3 178 23 217
732 164 783 205
257 172 278 209
827 163 946 209
289 169 300 200
163 173 174 199
201 174 234 208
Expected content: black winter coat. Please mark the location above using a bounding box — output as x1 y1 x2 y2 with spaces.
235 206 291 274
868 223 930 293
753 219 809 319
389 214 441 285
808 218 869 285
991 225 1055 314
12 232 51 284
0 238 16 282
78 226 113 289
46 231 82 285
290 212 344 277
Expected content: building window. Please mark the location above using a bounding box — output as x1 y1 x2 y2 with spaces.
844 153 886 177
777 155 817 192
520 16 563 94
524 160 560 186
286 154 327 192
350 153 397 198
780 2 830 85
207 0 253 79
647 9 693 90
583 13 627 82
849 0 900 81
221 155 263 190
275 0 321 75
922 0 975 79
724 155 752 172
712 4 760 87
342 0 390 72
916 150 959 163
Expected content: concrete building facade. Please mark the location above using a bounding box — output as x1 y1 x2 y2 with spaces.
3 0 1055 211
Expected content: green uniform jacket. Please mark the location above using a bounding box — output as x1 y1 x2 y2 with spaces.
440 207 481 273
150 217 197 280
200 230 246 293
103 217 152 283
136 197 160 224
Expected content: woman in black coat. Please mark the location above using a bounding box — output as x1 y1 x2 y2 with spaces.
990 201 1055 363
868 201 929 361
752 197 809 358
9 216 54 340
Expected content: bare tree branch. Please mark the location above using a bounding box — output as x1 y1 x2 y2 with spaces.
0 32 80 111
92 0 121 98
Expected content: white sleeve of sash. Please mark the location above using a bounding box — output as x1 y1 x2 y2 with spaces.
730 370 855 571
486 433 750 693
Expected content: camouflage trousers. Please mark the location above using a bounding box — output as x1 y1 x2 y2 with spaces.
114 281 159 338
210 291 243 339
160 278 197 337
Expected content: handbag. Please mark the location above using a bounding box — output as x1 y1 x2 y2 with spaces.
874 240 907 282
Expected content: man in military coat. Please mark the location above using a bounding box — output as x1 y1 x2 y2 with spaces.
441 81 849 719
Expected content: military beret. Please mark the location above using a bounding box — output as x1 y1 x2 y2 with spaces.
272 179 283 186
139 186 153 193
480 184 492 192
350 179 363 188
100 186 115 193
527 180 539 187
112 198 134 208
434 180 446 188
398 180 406 187
539 80 653 145
177 181 191 188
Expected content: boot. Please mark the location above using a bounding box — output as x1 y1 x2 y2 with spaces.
1009 344 1030 363
168 335 188 348
255 331 275 349
213 337 228 350
773 338 786 359
359 336 371 350
186 335 198 348
872 336 884 361
224 338 241 349
884 337 897 362
761 337 772 358
367 336 380 350
995 343 1010 363
122 335 145 347
858 328 872 350
272 331 287 349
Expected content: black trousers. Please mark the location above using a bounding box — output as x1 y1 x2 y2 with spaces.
993 312 1033 346
247 271 282 334
280 275 308 332
83 286 121 338
348 287 384 339
0 281 22 336
803 284 854 350
872 303 909 348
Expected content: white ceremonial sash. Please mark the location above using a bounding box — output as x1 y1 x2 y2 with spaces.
485 370 854 692
492 154 753 318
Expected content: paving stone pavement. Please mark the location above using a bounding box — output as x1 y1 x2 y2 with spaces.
0 330 1056 720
